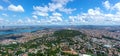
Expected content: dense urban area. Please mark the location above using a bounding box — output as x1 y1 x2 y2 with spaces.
0 26 120 56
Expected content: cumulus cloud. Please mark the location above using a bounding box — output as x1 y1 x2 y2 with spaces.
48 0 75 13
48 3 62 12
2 0 120 25
68 1 120 25
103 1 111 10
50 16 63 22
33 0 76 17
35 12 63 24
69 14 85 23
69 16 75 22
103 1 120 12
25 17 43 24
68 8 103 24
68 3 120 25
49 12 63 23
31 0 76 25
65 1 120 25
88 8 101 15
8 4 24 12
113 3 120 12
0 5 3 10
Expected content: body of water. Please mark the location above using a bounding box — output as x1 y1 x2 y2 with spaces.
0 26 44 36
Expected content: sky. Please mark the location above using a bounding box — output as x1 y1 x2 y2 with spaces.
0 0 120 25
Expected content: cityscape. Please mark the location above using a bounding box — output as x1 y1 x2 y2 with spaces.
0 0 120 56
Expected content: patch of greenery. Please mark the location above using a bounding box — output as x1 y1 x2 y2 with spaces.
15 50 24 55
53 29 82 38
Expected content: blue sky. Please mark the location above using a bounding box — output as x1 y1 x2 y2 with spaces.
0 0 120 25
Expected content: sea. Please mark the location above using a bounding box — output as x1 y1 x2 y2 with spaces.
0 26 45 36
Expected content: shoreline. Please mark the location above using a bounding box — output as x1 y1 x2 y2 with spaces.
0 29 54 45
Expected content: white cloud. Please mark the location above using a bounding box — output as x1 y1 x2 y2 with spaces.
67 1 119 25
19 1 120 25
0 5 3 10
103 1 111 10
2 0 11 4
52 12 62 16
50 12 63 22
33 0 76 16
8 4 24 12
35 12 64 24
3 0 120 25
69 15 85 23
103 1 120 13
50 0 75 13
32 0 120 25
49 0 72 11
33 6 49 12
32 15 38 19
113 3 120 12
13 17 42 25
15 17 41 25
69 16 75 22
2 13 8 17
32 0 76 25
17 19 24 24
33 6 49 16
88 8 101 15
32 11 48 16
26 17 34 23
59 8 76 14
49 16 63 22
48 3 63 12
25 17 42 24
67 5 120 25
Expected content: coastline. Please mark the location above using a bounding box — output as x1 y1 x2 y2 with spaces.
0 29 54 45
